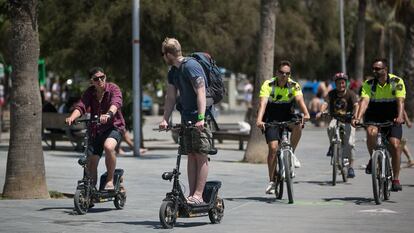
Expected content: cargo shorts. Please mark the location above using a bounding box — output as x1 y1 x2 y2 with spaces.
178 127 213 155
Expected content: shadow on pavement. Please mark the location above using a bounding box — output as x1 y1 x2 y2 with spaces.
225 196 276 204
294 180 334 186
323 197 382 205
102 220 208 229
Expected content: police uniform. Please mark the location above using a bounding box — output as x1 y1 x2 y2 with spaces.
259 77 302 143
360 73 406 139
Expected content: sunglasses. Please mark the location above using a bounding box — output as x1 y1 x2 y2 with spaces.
92 75 106 82
372 67 384 71
278 70 291 76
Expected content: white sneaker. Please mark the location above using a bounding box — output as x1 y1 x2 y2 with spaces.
292 154 301 168
265 181 276 194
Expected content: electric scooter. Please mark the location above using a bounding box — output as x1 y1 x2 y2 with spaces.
73 116 126 215
158 123 224 229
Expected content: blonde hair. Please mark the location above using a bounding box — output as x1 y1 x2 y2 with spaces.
162 37 182 57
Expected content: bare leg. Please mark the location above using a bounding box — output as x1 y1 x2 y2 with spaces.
103 138 118 189
366 126 378 156
88 155 100 187
389 137 401 180
187 154 197 196
290 124 302 152
268 141 278 182
192 153 209 201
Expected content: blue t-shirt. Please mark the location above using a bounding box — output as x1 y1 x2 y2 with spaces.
168 57 207 122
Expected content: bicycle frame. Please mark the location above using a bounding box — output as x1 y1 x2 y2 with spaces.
278 129 294 180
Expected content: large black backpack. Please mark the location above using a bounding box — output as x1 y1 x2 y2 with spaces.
190 52 225 105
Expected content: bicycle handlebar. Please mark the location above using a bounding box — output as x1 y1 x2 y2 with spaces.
355 121 394 128
74 115 100 124
264 118 302 128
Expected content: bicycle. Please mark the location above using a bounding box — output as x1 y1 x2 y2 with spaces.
158 123 224 229
264 118 302 204
323 113 352 186
356 121 394 205
73 115 126 214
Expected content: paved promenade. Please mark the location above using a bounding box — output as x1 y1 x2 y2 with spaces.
0 113 413 233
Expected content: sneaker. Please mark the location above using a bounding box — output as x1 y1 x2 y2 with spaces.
292 154 301 168
391 180 402 192
365 159 372 174
265 181 276 194
347 167 355 178
326 145 333 157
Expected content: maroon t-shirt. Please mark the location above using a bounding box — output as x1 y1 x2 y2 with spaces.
74 82 125 136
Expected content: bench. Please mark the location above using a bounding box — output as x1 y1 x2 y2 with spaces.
212 130 250 150
42 112 86 150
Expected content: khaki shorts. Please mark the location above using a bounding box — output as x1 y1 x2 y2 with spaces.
179 127 213 155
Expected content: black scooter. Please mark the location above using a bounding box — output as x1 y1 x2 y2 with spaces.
159 124 224 229
73 116 126 215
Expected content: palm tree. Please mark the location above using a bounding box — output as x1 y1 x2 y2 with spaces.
367 0 405 59
380 0 414 117
244 0 278 163
2 0 49 199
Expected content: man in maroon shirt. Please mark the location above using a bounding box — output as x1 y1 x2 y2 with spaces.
66 67 125 190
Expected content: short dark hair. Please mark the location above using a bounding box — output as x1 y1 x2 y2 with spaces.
88 67 105 78
372 58 388 67
279 60 291 69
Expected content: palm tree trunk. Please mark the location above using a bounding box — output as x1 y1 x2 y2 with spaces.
2 0 49 199
354 0 367 81
244 0 277 163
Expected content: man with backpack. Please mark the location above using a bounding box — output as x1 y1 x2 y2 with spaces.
159 37 213 204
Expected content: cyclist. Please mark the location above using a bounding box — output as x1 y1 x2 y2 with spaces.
317 73 358 178
66 67 125 190
352 58 406 191
256 60 310 194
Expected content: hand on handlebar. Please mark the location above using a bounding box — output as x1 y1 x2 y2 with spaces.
159 119 169 131
195 120 205 131
99 114 111 124
394 116 404 125
65 116 76 126
256 121 265 130
351 118 360 128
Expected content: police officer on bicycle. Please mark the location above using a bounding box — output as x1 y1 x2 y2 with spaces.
317 73 359 178
256 60 310 194
352 58 406 191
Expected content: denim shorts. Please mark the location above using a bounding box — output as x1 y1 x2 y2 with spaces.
87 128 122 157
178 127 213 155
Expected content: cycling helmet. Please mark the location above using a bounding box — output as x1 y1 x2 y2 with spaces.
333 72 348 81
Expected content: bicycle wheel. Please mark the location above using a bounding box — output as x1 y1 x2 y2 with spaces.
332 143 338 186
275 156 284 199
383 153 392 201
283 152 294 204
159 200 177 229
371 152 383 205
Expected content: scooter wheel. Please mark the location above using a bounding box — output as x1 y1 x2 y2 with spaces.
209 197 224 224
114 193 126 209
74 189 91 215
159 200 177 229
